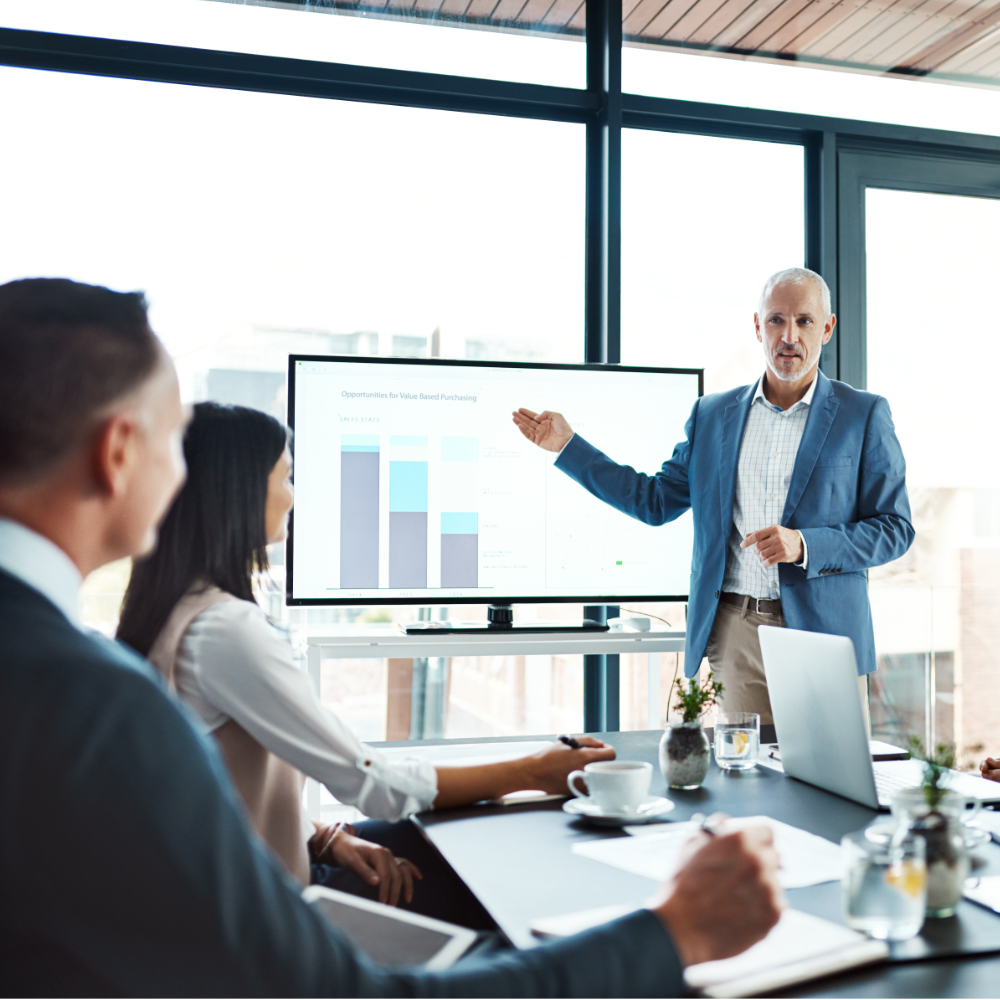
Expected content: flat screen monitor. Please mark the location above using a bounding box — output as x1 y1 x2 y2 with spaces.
287 356 702 606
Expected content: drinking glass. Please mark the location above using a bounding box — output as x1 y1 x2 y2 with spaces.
713 712 760 771
842 829 926 940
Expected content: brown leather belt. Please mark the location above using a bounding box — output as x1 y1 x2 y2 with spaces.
720 591 783 616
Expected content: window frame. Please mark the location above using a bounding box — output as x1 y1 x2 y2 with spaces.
4 10 1000 731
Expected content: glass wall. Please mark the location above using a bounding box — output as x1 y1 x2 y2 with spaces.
617 129 804 728
0 0 585 88
0 63 585 741
866 186 1000 766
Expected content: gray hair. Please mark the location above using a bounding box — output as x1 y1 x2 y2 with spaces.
758 267 832 319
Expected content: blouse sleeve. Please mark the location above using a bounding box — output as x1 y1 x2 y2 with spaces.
179 601 438 821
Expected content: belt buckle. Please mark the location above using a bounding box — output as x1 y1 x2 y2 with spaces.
753 597 765 614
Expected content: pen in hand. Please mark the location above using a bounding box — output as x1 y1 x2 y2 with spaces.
558 735 583 750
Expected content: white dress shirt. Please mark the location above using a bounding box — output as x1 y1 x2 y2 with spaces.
0 517 82 627
174 598 439 822
721 375 815 600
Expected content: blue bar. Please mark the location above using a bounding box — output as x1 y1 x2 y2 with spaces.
390 435 429 447
389 461 428 512
342 434 379 447
441 512 478 534
441 437 478 462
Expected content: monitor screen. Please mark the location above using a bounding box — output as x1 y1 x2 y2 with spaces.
287 356 702 605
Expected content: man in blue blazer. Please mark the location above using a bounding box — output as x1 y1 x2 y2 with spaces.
0 278 782 995
514 268 913 723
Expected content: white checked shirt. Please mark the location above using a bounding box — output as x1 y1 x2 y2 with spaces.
721 375 816 600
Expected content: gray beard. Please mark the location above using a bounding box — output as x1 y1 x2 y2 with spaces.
764 346 818 383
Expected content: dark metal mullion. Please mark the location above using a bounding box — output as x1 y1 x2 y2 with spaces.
583 0 621 733
0 26 599 123
806 130 840 381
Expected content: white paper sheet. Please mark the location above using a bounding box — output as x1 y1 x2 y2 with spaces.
572 817 845 888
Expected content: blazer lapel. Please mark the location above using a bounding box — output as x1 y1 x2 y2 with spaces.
719 383 756 534
782 371 840 523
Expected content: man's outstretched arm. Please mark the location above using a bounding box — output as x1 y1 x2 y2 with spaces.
513 402 698 526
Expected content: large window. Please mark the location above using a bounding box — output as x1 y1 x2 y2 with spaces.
0 62 584 742
621 129 805 395
866 186 1000 765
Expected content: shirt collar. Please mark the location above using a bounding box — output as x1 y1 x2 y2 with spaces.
0 517 83 628
753 371 820 412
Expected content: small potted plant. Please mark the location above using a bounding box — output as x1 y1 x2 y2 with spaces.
659 674 723 789
892 738 969 918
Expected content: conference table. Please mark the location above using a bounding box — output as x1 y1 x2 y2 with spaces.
396 728 1000 997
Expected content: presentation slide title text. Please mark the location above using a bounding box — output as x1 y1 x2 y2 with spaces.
341 390 478 402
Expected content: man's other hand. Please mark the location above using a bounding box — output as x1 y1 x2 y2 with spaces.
650 819 784 967
981 757 1000 782
523 737 615 794
741 525 804 567
512 408 574 453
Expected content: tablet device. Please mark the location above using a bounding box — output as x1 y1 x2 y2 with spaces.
302 885 478 970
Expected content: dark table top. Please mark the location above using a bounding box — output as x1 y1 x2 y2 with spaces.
406 729 1000 998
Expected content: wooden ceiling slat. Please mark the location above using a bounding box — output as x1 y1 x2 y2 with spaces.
490 0 529 20
969 47 1000 72
706 0 796 47
438 0 471 15
540 0 585 25
765 0 845 52
686 0 779 44
802 0 905 58
518 0 558 22
776 0 870 54
567 3 586 27
638 0 714 39
413 0 447 14
623 0 674 35
942 33 1000 69
854 0 979 66
665 0 744 41
464 0 501 18
730 0 819 49
834 0 937 62
930 20 1000 67
896 0 1000 67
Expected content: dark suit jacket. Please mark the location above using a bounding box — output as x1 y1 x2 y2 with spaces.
556 372 914 677
0 569 683 997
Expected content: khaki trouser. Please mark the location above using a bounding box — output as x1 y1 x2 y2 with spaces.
704 601 870 733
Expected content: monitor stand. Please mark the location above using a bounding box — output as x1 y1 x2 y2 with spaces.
400 603 609 635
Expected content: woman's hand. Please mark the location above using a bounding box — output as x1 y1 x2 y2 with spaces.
523 737 616 794
312 824 422 907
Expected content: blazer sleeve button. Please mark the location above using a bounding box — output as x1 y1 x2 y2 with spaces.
714 590 720 599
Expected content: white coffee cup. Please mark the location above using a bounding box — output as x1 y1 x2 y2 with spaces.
567 760 652 815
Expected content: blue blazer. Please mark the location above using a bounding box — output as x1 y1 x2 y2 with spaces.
556 371 914 678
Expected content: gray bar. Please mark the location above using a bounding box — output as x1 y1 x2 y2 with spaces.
340 451 379 588
389 512 427 588
441 534 478 588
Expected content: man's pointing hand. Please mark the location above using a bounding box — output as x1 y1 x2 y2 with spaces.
512 408 574 453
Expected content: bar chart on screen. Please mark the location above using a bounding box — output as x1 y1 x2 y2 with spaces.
290 358 698 602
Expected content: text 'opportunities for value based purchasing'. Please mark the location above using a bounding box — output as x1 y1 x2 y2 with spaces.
341 391 478 402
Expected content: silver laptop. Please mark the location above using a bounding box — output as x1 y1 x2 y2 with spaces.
758 625 1000 809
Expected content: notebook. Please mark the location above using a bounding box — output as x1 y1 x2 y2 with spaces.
531 906 887 998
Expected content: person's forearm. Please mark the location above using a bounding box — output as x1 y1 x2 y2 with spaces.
432 759 537 809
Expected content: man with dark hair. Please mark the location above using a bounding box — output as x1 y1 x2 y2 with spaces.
0 277 783 996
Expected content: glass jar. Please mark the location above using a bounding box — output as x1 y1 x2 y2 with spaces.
659 721 711 789
891 788 969 918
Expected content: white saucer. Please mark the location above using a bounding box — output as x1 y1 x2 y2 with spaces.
866 819 991 852
563 795 675 826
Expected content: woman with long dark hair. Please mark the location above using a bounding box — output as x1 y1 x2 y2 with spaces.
118 403 612 920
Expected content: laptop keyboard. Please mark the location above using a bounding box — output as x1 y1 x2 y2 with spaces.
873 767 921 808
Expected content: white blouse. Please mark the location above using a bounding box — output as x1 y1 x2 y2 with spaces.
174 599 438 821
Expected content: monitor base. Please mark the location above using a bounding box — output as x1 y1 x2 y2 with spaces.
400 620 610 635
